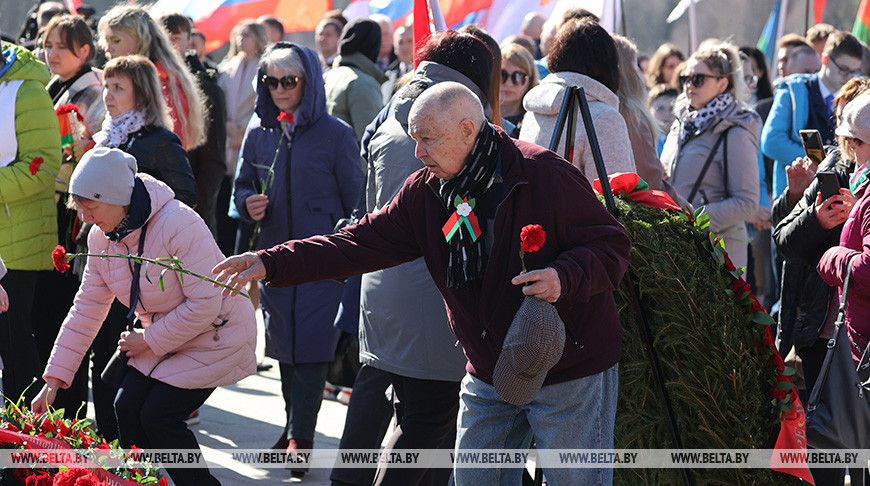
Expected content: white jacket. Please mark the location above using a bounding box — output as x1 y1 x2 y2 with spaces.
519 71 636 184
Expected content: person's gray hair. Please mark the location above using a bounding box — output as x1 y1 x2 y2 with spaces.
259 47 306 78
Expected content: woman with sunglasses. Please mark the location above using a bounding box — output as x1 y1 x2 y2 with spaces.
519 18 635 183
233 42 363 478
499 42 538 137
661 43 761 270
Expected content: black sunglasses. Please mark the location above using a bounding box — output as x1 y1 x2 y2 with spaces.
501 70 529 85
262 74 300 90
679 73 722 88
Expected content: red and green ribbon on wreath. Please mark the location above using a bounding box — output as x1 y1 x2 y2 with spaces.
596 172 813 484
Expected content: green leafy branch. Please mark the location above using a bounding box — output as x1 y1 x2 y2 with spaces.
66 253 249 298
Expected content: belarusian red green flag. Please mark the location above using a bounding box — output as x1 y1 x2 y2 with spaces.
854 0 870 44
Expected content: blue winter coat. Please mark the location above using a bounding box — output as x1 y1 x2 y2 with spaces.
761 73 816 198
234 43 365 363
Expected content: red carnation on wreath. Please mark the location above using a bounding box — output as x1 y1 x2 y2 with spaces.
24 472 52 486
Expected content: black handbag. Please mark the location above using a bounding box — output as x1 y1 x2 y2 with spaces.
805 254 870 455
99 224 148 388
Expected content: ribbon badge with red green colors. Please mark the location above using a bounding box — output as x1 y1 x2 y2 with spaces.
442 196 481 242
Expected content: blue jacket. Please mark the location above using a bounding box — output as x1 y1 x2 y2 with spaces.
761 73 819 198
234 43 365 363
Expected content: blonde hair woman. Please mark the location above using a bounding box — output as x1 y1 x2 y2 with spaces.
661 42 761 269
98 5 205 150
219 19 268 176
499 42 538 137
612 34 674 196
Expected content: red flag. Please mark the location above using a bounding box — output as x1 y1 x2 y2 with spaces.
856 0 870 45
65 0 83 13
191 0 331 52
413 0 435 68
814 0 826 24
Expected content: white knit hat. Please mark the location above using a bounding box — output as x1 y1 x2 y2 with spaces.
70 147 137 205
836 93 870 145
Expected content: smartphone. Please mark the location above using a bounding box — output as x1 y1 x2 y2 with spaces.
800 129 825 166
817 171 841 201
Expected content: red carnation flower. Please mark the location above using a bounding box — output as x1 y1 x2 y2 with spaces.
53 468 89 486
14 468 34 482
159 477 169 486
520 224 546 253
54 419 69 438
52 245 70 273
277 112 294 124
25 472 52 486
29 157 44 176
40 418 56 435
55 104 84 122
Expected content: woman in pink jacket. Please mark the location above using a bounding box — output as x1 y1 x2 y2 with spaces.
818 94 870 366
32 147 256 486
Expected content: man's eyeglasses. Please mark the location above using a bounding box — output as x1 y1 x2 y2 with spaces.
501 70 529 86
828 56 863 79
679 73 722 88
262 74 300 90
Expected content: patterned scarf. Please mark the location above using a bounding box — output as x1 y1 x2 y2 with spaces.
677 92 735 146
94 109 147 148
851 159 870 195
439 122 501 289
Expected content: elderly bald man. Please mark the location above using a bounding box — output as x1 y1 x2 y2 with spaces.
213 82 631 485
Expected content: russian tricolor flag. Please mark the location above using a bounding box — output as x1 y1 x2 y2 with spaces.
151 0 332 51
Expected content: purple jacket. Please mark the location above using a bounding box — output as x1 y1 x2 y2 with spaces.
818 182 870 364
234 43 364 363
258 129 631 386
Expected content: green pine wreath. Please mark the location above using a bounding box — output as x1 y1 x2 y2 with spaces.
607 193 801 485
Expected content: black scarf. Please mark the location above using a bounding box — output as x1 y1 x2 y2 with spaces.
439 122 501 289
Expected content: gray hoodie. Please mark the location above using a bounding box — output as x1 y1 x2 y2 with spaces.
358 61 486 381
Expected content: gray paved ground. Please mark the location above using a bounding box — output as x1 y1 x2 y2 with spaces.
189 310 349 485
190 355 346 485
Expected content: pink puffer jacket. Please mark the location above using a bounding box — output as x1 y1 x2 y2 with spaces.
44 175 256 389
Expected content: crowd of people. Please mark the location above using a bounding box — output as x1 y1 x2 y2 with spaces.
1 2 870 485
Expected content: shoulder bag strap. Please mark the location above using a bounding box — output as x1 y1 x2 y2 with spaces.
722 127 730 199
807 253 859 411
687 128 729 204
125 223 148 332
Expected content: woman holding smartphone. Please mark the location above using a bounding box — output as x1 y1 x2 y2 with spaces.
773 78 870 486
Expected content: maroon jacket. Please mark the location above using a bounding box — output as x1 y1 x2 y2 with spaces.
258 129 631 386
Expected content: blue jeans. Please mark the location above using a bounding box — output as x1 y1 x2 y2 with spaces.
454 364 618 486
